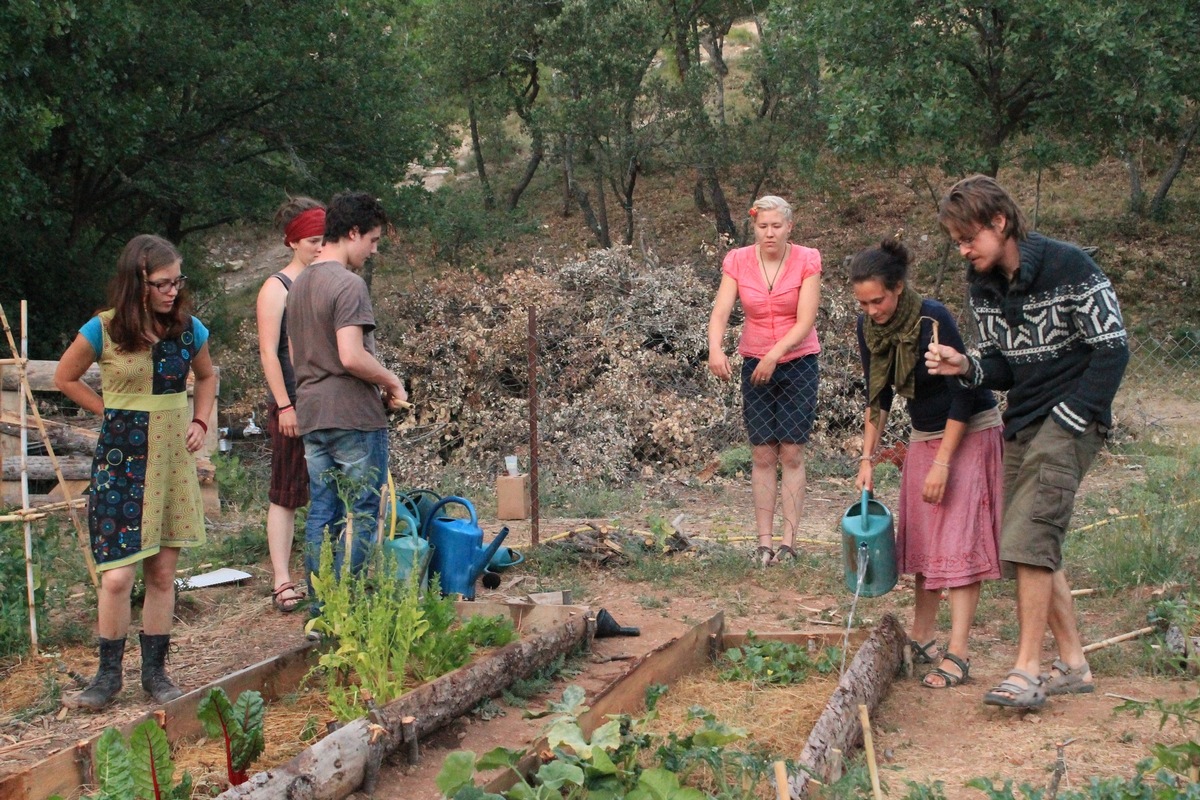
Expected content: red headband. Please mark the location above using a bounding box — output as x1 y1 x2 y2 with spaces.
284 208 326 246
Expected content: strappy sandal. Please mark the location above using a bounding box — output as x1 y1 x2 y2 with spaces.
1042 658 1095 696
770 544 799 565
754 545 775 569
272 582 307 613
909 638 938 665
983 668 1046 709
922 652 970 688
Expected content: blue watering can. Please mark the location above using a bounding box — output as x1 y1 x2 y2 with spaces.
380 476 432 589
423 496 509 599
840 489 898 597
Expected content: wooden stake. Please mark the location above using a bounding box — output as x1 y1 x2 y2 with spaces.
857 705 884 800
1082 625 1158 654
773 760 790 800
19 301 38 652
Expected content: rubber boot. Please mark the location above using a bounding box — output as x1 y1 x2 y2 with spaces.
75 637 126 710
139 632 183 704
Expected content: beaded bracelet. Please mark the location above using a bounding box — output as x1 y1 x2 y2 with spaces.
277 403 295 414
191 418 208 434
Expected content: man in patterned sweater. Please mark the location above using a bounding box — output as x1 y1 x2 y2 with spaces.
925 175 1129 709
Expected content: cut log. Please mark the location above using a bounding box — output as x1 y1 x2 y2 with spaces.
2 455 93 481
0 414 99 455
217 612 591 799
0 361 100 393
790 614 905 799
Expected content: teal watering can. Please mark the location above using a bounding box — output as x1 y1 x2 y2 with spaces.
423 496 509 599
401 488 442 532
840 490 898 597
380 476 432 588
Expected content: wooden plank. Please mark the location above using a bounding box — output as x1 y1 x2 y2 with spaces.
0 642 320 800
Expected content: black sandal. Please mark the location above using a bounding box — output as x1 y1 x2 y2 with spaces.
755 545 775 568
909 638 938 665
771 544 798 564
923 652 970 688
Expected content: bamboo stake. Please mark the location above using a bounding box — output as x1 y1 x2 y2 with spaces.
0 301 97 587
773 760 790 800
1082 625 1158 654
858 705 884 800
19 302 38 652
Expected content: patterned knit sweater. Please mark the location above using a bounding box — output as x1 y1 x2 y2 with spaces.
963 232 1129 438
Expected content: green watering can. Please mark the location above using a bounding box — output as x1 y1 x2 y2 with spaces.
840 489 898 598
380 475 432 589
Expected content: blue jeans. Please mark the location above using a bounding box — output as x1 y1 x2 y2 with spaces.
302 428 389 601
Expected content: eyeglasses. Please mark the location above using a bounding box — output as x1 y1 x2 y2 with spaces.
146 276 188 293
952 226 988 249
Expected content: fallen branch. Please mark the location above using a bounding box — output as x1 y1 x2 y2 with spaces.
1082 625 1158 654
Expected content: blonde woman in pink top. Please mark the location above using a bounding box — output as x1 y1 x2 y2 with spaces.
707 195 822 567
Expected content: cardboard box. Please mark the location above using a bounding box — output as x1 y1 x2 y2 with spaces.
496 473 531 520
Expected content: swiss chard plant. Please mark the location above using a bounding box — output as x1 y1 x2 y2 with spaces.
57 720 193 800
197 687 266 786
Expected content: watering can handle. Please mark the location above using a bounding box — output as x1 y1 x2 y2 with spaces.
860 488 871 534
422 495 477 538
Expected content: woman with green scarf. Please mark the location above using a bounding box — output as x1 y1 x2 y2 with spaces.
851 238 1003 689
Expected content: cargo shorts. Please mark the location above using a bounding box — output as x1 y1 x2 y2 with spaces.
999 416 1105 576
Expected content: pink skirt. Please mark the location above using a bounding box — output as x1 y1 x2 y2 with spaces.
895 426 1003 590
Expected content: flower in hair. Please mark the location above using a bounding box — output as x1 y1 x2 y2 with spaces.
749 207 758 217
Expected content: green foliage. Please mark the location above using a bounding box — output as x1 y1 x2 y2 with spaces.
1 0 442 357
197 687 266 786
718 633 840 684
0 522 43 657
438 684 785 800
307 538 429 721
0 520 88 658
68 721 193 800
716 446 751 477
411 582 518 682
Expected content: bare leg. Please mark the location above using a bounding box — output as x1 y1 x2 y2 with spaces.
96 565 136 639
983 563 1054 699
750 443 780 547
140 547 180 635
267 502 298 591
923 581 982 686
910 574 940 645
777 442 806 550
1046 569 1090 677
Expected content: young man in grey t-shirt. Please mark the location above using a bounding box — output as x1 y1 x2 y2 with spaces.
287 191 406 606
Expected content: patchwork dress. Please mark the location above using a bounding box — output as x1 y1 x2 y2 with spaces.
84 310 207 570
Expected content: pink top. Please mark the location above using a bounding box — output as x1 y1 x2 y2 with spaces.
723 243 822 362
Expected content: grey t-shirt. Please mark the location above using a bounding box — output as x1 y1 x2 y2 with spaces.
287 260 388 435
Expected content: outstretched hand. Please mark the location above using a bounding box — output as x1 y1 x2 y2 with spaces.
924 344 969 377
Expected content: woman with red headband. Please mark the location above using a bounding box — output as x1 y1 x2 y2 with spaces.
256 196 326 612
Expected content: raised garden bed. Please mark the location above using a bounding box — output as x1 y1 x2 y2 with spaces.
0 601 590 800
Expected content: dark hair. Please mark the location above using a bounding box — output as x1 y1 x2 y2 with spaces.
273 194 325 230
324 191 390 243
937 174 1028 241
848 238 910 291
106 234 189 352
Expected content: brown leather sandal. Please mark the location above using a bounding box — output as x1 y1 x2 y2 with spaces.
272 582 307 613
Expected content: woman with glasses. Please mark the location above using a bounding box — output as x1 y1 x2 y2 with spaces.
55 234 216 709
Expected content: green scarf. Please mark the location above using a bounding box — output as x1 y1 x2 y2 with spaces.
863 286 923 427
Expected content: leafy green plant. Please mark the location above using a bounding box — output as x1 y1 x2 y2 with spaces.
410 581 517 682
197 687 266 786
719 633 841 684
306 539 429 721
55 721 194 800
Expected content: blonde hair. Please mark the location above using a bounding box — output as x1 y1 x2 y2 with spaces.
751 195 793 223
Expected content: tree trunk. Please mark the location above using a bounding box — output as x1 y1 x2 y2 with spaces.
592 168 611 248
2 455 95 481
1149 111 1200 219
506 130 544 212
1122 148 1145 214
703 166 737 242
468 99 496 211
790 614 906 798
0 417 98 455
621 158 640 247
563 142 607 247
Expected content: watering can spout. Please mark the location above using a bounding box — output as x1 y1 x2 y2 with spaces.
477 527 510 578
